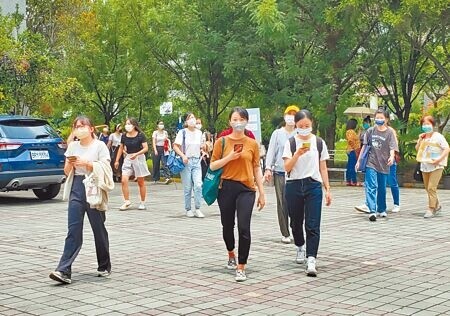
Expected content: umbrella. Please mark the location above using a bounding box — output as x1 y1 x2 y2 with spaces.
343 107 376 118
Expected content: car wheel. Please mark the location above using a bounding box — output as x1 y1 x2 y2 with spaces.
33 183 61 200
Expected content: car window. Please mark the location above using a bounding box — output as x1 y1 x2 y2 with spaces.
0 119 60 139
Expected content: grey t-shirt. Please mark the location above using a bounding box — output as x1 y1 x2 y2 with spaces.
365 127 398 174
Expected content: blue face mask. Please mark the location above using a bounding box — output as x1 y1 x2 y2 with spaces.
374 119 385 126
421 125 433 133
363 123 370 130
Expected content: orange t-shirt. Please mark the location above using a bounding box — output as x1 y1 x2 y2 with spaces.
211 136 260 191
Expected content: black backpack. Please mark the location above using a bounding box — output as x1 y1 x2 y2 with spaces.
287 136 323 177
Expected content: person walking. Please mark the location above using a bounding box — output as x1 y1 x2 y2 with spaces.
99 127 109 145
114 118 150 211
209 107 265 282
355 108 398 221
107 124 123 182
345 118 360 186
152 120 171 184
360 115 371 148
173 113 205 218
415 115 449 218
49 116 113 284
387 121 401 213
283 109 331 277
264 105 299 244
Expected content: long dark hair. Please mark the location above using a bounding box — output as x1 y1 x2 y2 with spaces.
126 117 143 133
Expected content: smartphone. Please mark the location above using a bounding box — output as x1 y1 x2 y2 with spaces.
302 142 311 149
67 156 78 161
234 144 243 153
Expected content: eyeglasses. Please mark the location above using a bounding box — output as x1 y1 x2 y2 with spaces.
74 125 86 129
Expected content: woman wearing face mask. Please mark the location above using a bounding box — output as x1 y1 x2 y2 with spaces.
264 105 299 244
415 115 449 218
345 118 360 186
49 116 112 284
355 109 398 222
360 116 371 148
114 118 150 211
107 124 123 182
283 109 331 277
173 113 205 218
152 120 171 184
210 107 265 282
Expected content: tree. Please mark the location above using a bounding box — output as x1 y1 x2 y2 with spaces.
125 0 255 131
55 1 163 126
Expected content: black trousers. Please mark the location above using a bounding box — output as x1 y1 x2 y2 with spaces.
152 145 165 181
217 180 256 265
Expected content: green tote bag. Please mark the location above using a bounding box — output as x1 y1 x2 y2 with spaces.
202 137 225 205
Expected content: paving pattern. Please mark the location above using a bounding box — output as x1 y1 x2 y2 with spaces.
1 182 449 315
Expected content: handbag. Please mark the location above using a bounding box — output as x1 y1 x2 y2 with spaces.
202 137 225 206
413 162 423 182
166 130 186 175
83 173 102 207
357 128 373 172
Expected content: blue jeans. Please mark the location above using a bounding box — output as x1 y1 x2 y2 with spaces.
285 178 323 258
388 163 400 206
56 176 111 275
346 150 357 183
180 157 202 211
365 167 388 214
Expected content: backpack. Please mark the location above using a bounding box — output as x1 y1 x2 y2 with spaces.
166 130 186 175
287 136 323 177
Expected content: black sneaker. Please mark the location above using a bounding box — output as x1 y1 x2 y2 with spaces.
49 271 71 284
369 214 377 222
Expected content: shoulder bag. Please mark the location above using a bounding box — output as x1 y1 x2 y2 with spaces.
202 137 225 206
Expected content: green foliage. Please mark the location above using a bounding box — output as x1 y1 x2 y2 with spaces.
1 0 447 149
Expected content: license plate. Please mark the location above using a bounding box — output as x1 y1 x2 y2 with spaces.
30 150 50 160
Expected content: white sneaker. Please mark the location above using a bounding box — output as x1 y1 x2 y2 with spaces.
355 204 370 213
379 212 387 218
296 245 306 264
138 202 146 210
281 236 291 244
424 210 434 218
235 269 247 282
97 270 111 277
186 210 195 218
193 209 205 218
306 257 317 277
391 205 400 213
119 201 132 211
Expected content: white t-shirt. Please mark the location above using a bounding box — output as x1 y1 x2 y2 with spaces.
65 139 111 175
420 132 449 173
108 132 122 147
152 130 168 146
174 128 203 158
282 135 329 183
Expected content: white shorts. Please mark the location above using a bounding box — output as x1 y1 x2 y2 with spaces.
122 154 150 178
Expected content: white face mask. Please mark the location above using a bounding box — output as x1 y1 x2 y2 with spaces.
158 124 164 130
74 127 91 140
196 124 202 130
284 115 295 126
124 124 134 132
187 117 196 127
296 127 312 136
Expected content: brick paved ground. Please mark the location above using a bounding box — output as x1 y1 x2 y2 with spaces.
1 182 449 316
